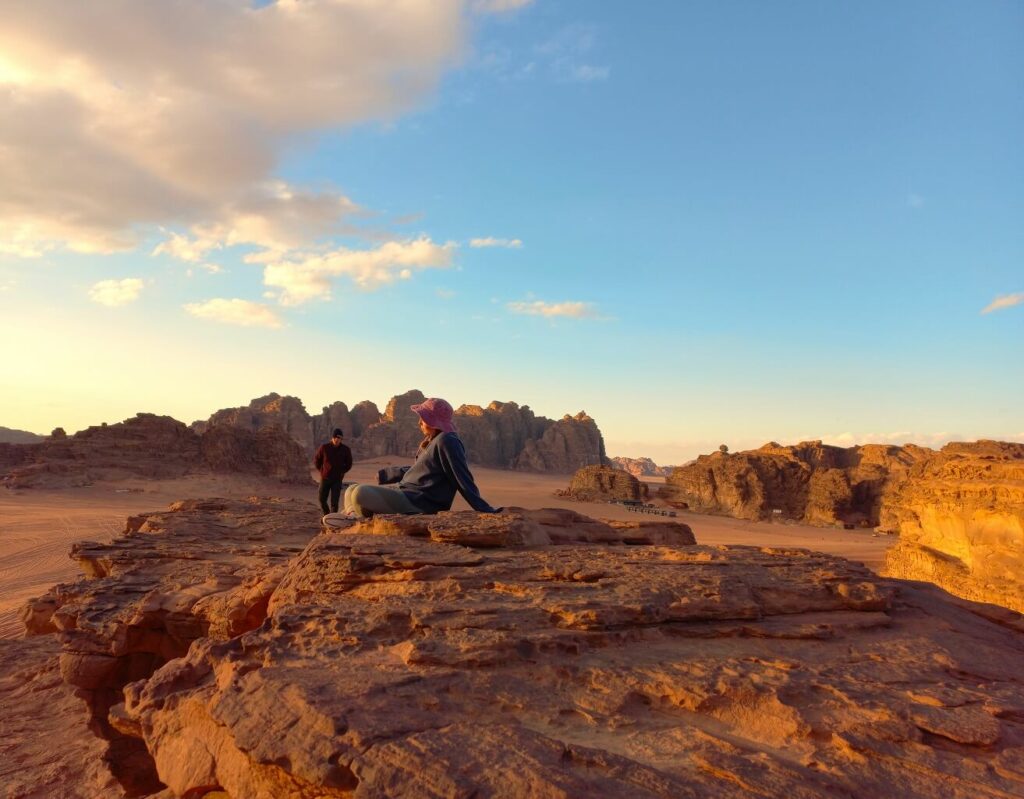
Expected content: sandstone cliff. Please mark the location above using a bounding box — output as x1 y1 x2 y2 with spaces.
0 413 310 488
611 456 672 477
565 464 648 502
661 440 930 526
195 393 315 452
7 499 1024 798
513 411 606 472
882 441 1024 613
197 391 606 473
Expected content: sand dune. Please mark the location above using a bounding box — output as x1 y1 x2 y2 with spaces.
0 460 891 639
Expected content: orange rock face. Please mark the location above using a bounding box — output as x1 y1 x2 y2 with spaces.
661 440 930 526
882 441 1024 613
9 498 1024 798
565 464 648 502
196 391 607 472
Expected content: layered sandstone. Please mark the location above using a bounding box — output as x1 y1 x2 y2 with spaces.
0 413 310 489
611 456 673 478
195 393 314 452
10 499 1024 798
661 440 930 526
565 464 648 502
882 441 1024 613
198 391 606 473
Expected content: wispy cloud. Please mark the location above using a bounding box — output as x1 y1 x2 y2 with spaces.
981 292 1024 315
436 288 456 299
470 237 522 249
184 263 223 278
263 237 457 306
507 299 602 319
88 278 143 307
538 24 610 83
184 298 282 329
907 193 925 209
569 64 610 82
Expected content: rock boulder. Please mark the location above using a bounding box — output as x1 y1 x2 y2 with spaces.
566 464 648 502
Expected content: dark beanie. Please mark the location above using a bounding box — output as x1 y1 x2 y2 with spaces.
332 428 344 437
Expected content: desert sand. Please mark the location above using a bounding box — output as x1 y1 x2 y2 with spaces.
0 459 890 640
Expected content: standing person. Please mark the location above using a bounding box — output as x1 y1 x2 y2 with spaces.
339 398 497 519
314 428 352 515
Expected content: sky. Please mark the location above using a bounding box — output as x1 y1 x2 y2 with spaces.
0 0 1021 464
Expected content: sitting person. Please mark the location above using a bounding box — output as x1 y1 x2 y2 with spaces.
340 397 496 519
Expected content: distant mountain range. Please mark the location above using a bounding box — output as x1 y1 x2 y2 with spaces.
0 426 44 444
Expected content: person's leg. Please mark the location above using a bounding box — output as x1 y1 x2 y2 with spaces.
329 480 342 513
317 480 332 515
348 484 421 518
343 484 360 514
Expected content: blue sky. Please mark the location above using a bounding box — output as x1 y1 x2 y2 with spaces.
0 0 1021 462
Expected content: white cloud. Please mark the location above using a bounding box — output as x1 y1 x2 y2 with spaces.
507 299 601 319
907 193 925 209
153 182 363 266
263 237 456 305
0 1 470 257
981 292 1024 315
88 278 144 307
184 298 282 329
470 237 523 249
436 288 456 299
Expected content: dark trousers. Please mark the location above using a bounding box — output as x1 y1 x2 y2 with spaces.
318 479 343 514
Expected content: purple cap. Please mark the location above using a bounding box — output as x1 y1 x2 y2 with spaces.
411 397 457 434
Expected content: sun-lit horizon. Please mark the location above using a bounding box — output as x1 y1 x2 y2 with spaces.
1 0 1021 465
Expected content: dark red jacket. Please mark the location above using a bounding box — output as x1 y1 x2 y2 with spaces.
314 441 352 481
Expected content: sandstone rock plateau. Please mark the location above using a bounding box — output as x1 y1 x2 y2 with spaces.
563 463 649 502
882 441 1024 614
5 498 1024 798
660 440 932 526
662 439 1024 615
0 413 310 489
195 390 607 473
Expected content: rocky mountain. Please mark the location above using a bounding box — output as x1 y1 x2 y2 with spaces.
196 391 607 473
660 440 931 526
0 425 44 444
564 464 648 502
6 499 1024 797
882 440 1024 613
0 413 310 488
611 456 673 478
512 411 606 472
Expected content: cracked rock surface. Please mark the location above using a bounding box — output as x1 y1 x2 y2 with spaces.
4 497 1024 798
